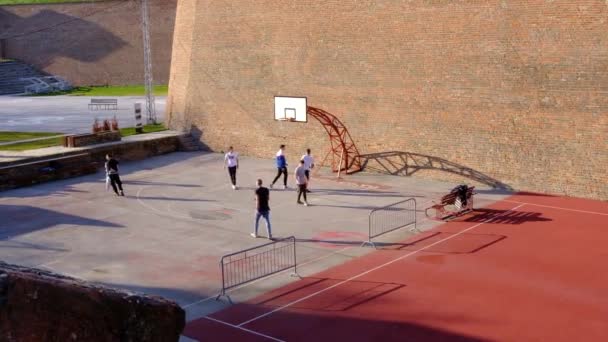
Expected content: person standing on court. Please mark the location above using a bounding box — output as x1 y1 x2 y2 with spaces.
224 146 239 190
295 159 309 206
252 179 273 239
301 148 315 192
270 144 288 189
105 154 124 196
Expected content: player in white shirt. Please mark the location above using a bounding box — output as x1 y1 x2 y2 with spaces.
301 148 314 192
224 146 239 190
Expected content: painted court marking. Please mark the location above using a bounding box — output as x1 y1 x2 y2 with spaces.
236 203 526 327
182 244 354 309
500 199 608 216
182 197 437 310
203 316 285 342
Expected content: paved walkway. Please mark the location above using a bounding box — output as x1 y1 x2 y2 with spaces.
0 95 166 134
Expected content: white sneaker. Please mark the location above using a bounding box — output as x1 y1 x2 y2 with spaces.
250 233 258 238
232 185 236 190
304 202 309 206
283 185 288 190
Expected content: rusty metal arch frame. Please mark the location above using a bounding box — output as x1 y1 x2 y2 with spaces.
307 106 362 175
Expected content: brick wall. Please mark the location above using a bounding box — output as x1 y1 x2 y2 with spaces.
167 0 608 200
0 0 176 86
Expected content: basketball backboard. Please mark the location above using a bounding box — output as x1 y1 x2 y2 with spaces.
274 96 307 122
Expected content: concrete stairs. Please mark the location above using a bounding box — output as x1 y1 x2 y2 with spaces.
177 134 201 151
0 60 48 95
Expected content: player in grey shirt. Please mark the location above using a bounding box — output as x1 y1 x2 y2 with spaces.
294 159 308 206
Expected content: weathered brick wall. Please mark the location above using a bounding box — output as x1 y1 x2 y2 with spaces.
167 0 608 200
0 0 176 86
0 261 185 341
165 0 196 130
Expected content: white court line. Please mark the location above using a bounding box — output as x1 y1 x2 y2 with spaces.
183 198 437 309
236 203 526 327
202 316 285 342
182 244 354 309
498 199 608 216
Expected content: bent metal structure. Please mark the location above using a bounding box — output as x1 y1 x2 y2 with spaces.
307 106 362 175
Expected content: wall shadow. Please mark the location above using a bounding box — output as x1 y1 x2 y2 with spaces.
124 180 202 188
360 151 512 190
189 125 212 151
0 7 127 68
0 204 123 240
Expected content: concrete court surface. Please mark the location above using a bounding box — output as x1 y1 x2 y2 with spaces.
0 95 166 134
0 151 510 322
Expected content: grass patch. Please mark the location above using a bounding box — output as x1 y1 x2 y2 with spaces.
119 123 167 137
0 1 104 5
0 124 166 151
0 136 63 151
29 85 168 97
0 131 61 143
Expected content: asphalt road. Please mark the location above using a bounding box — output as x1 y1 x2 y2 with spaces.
0 95 166 134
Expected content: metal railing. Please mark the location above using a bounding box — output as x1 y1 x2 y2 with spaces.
216 236 298 303
363 198 417 248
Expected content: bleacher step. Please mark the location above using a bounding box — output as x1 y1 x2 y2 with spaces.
0 60 49 95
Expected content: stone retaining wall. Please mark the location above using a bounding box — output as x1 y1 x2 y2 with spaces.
66 131 121 147
0 261 185 342
0 134 181 192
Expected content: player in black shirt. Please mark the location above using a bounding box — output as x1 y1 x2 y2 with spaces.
105 154 124 196
252 179 272 239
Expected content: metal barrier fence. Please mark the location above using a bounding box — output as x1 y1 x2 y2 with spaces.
216 236 297 303
363 198 417 248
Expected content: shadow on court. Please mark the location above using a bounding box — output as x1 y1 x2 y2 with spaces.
0 239 68 252
187 287 486 341
360 151 512 190
124 180 203 188
311 188 418 198
0 204 123 240
462 208 552 224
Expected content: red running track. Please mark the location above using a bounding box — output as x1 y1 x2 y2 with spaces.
185 193 608 341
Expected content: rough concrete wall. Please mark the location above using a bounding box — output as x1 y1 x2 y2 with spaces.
0 261 185 341
0 0 176 86
167 0 608 200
